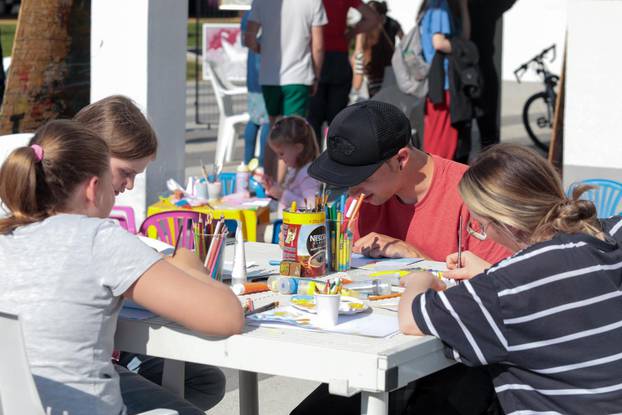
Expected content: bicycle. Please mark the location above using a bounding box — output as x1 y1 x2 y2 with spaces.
514 45 559 152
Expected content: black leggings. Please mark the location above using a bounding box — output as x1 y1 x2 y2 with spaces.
307 51 353 148
291 364 502 415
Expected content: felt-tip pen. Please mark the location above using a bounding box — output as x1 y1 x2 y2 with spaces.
244 301 279 317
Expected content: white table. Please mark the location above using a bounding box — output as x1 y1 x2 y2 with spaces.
115 243 455 415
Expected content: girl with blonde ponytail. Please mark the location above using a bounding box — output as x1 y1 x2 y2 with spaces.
399 144 622 414
0 120 243 415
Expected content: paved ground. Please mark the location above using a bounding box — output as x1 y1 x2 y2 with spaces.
180 79 543 415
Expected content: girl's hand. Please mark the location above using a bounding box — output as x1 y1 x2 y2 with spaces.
401 271 446 291
444 251 491 281
165 248 206 273
267 183 283 199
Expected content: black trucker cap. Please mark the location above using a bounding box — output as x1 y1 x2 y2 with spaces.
308 101 412 187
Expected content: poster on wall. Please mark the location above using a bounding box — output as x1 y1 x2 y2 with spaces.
202 23 247 82
219 0 251 10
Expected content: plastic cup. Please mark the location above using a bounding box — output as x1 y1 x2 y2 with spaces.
207 181 222 200
326 219 353 272
315 294 340 327
193 232 225 281
195 180 208 199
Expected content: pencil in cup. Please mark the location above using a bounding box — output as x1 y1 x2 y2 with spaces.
326 218 354 272
193 231 227 281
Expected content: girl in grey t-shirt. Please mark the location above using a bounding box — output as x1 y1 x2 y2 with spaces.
0 120 244 415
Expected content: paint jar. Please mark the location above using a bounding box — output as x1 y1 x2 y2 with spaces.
281 210 326 278
236 162 250 194
340 280 392 299
267 276 326 295
195 178 209 199
207 181 222 200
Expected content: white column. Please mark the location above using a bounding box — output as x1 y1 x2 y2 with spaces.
564 0 622 186
91 0 187 225
383 0 420 33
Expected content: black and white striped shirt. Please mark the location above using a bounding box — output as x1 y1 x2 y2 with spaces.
413 216 622 414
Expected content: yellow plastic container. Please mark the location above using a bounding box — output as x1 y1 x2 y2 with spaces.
281 210 326 277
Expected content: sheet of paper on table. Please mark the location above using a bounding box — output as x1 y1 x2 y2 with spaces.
222 261 278 280
246 306 399 338
240 198 272 208
138 235 174 255
350 254 450 273
351 254 422 270
412 260 448 272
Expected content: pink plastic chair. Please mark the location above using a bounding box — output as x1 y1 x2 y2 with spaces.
139 210 204 249
109 205 137 234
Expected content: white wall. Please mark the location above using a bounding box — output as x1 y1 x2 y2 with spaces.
91 0 187 225
502 0 566 82
383 0 420 34
563 0 622 183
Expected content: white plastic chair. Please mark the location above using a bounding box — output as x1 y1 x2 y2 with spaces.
0 133 34 218
0 310 46 415
0 133 34 167
0 311 178 415
205 61 249 167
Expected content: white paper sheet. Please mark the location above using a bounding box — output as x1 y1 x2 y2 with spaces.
246 306 399 338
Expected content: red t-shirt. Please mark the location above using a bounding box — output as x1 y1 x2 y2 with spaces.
323 0 362 52
351 155 511 264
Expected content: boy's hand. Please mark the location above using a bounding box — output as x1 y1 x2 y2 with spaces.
353 232 423 259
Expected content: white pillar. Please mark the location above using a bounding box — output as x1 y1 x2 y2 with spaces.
383 0 420 33
91 0 187 225
564 0 622 186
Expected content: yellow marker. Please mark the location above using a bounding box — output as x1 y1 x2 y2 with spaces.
335 212 342 271
290 201 297 212
369 270 410 278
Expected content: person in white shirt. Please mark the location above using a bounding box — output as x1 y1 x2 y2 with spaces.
245 0 327 183
0 120 244 415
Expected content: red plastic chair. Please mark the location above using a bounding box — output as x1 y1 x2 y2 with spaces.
139 210 204 249
109 205 137 234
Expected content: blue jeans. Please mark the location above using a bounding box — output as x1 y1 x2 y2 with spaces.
244 121 270 166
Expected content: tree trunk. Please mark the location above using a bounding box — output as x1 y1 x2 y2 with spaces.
0 0 90 134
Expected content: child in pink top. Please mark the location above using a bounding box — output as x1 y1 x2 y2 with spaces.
261 116 321 214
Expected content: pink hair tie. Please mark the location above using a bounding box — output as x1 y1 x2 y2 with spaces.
30 144 44 162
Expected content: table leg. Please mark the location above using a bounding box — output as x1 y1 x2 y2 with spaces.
161 358 185 398
360 391 388 415
239 370 259 415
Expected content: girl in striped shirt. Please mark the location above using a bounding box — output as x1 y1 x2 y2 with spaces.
399 144 622 414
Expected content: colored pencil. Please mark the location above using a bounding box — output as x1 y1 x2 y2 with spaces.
347 193 365 231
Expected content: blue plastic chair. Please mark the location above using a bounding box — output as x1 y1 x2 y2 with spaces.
271 219 283 244
566 179 622 218
218 172 266 197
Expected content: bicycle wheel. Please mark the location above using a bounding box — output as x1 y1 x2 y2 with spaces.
522 91 555 152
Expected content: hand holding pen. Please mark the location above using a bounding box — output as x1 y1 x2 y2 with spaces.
444 251 491 281
244 301 279 317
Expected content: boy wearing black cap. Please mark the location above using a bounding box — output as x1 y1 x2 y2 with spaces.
294 101 508 415
309 100 509 263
